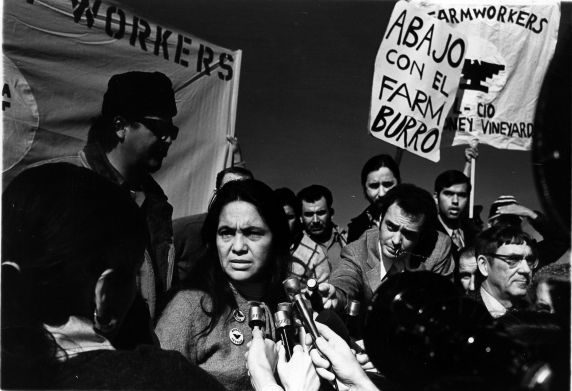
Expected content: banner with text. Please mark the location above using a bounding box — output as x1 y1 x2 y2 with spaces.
3 0 242 218
413 0 560 150
369 0 466 162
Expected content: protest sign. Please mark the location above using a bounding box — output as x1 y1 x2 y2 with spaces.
3 0 242 218
369 0 466 162
413 0 560 150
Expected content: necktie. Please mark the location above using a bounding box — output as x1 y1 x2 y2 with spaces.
451 229 464 249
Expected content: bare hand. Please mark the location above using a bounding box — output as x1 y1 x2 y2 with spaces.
318 283 339 310
465 146 478 162
354 340 378 373
277 343 320 391
245 327 280 390
308 322 378 391
496 203 537 219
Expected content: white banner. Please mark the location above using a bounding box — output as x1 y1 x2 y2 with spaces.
369 0 466 162
3 0 242 218
414 0 560 150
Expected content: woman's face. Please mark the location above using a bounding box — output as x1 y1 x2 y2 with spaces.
216 200 273 282
364 166 398 204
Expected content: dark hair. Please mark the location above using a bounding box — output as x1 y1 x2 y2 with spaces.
360 154 401 187
87 115 121 151
434 170 471 194
181 180 289 337
87 115 146 152
474 226 538 287
532 263 570 319
376 184 438 262
378 184 437 235
1 163 146 388
274 187 303 247
215 166 254 190
297 184 333 209
474 225 538 260
274 187 301 217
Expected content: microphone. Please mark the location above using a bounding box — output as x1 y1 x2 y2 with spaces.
279 301 307 349
274 310 296 360
284 277 339 390
248 304 265 332
316 309 365 355
283 277 320 340
344 300 363 341
306 278 324 313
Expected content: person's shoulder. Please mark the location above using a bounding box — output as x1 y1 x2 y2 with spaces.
26 154 86 170
60 347 225 390
347 208 372 241
173 213 208 229
170 289 210 306
434 231 452 254
162 289 212 318
157 289 212 335
342 227 377 258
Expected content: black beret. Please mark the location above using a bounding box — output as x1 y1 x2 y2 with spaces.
101 71 177 119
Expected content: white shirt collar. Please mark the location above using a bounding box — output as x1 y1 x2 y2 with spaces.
480 286 508 318
44 316 115 360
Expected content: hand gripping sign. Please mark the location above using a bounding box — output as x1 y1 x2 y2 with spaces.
369 0 467 162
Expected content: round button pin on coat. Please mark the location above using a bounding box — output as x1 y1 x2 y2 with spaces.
229 328 244 345
233 309 246 323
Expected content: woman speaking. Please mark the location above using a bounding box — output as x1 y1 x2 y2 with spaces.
156 179 290 391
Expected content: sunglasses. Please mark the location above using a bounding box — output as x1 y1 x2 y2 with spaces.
138 117 179 141
483 253 538 269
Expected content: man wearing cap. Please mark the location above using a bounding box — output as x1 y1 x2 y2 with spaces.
488 195 569 268
474 225 538 318
35 71 179 335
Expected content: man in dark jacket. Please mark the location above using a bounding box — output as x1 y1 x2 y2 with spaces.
474 225 537 318
83 71 179 324
36 72 180 346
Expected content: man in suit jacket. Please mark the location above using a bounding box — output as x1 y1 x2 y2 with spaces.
474 225 537 318
433 170 480 264
320 184 455 311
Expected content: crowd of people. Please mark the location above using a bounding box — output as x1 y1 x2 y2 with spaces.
1 69 570 391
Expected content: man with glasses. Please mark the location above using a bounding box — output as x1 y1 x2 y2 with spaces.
475 225 539 318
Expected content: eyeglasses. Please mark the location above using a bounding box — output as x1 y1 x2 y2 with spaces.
138 117 179 141
483 253 539 269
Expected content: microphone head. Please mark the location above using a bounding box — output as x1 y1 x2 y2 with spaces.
346 300 361 316
306 278 318 291
283 277 301 297
274 310 292 328
278 302 293 315
248 304 265 328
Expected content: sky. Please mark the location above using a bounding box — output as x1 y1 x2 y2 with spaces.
122 0 570 230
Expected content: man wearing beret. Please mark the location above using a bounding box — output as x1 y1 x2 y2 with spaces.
37 71 179 346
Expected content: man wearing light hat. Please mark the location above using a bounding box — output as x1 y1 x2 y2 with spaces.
488 195 569 267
